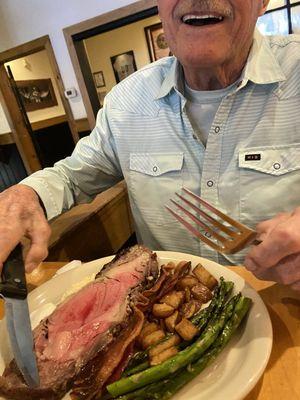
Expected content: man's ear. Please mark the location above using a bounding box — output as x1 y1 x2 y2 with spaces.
259 0 270 16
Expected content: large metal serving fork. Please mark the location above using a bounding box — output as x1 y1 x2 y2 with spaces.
166 188 259 254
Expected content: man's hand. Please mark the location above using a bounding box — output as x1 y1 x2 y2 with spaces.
0 184 51 273
244 209 300 291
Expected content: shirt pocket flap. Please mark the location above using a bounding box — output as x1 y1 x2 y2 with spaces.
130 153 184 176
239 145 300 176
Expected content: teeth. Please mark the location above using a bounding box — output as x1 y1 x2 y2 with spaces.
182 14 223 23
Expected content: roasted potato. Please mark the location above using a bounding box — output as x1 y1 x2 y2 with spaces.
160 291 185 310
153 303 175 318
150 346 178 366
176 276 199 290
175 318 199 341
142 330 165 349
137 322 159 346
165 311 181 333
193 264 218 290
184 287 191 302
175 261 191 275
191 284 213 302
180 301 196 319
148 334 180 358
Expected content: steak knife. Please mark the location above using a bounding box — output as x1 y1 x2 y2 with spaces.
0 244 39 387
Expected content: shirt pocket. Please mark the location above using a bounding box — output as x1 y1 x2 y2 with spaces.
129 152 184 226
238 144 300 225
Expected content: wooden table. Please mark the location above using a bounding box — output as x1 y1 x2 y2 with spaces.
0 263 299 399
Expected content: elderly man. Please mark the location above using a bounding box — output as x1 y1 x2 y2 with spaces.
0 0 300 291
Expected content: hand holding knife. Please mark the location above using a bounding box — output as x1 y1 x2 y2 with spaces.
0 243 40 387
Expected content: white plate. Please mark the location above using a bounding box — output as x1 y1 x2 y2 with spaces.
0 251 272 400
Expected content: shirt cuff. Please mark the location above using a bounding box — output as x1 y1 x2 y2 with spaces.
19 177 60 221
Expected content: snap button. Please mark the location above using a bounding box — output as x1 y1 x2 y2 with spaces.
273 163 281 170
214 126 220 134
205 232 211 238
207 180 214 187
153 166 158 173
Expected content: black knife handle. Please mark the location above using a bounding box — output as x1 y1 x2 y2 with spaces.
0 243 27 299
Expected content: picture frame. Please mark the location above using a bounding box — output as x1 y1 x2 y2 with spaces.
93 70 106 88
16 78 58 112
144 22 171 62
110 50 137 83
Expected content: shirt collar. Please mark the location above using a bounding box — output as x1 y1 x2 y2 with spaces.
156 28 286 100
239 28 286 88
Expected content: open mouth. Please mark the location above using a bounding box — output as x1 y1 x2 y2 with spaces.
182 14 224 26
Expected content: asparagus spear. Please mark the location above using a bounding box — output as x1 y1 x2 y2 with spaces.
158 295 252 399
107 294 238 397
115 295 251 400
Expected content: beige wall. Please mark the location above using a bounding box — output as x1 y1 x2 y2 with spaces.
5 50 65 125
84 14 161 96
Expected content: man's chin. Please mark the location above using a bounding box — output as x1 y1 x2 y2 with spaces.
179 51 229 70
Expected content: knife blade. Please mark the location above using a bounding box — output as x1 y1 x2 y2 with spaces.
0 244 39 387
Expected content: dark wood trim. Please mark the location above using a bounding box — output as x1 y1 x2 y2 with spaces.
2 117 90 140
0 35 80 172
0 36 49 64
0 65 41 172
75 117 90 133
0 132 14 145
44 38 80 143
30 115 67 131
63 0 158 130
63 30 96 130
73 40 100 118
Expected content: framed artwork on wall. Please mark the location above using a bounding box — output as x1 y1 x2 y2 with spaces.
16 78 58 112
144 22 171 62
93 71 106 88
110 50 137 83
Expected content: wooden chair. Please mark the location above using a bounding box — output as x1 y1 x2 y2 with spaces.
46 181 135 262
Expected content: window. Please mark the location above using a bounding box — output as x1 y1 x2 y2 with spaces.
257 0 300 35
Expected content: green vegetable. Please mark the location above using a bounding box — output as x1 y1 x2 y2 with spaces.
107 294 238 397
115 295 251 400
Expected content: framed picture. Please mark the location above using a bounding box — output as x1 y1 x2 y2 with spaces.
110 50 137 83
145 22 171 62
16 79 58 112
93 71 106 88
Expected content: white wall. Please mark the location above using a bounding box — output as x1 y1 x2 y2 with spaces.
0 0 141 123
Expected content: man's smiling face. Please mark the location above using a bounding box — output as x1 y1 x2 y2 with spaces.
157 0 269 70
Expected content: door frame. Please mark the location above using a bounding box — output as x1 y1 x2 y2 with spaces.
63 0 158 130
0 35 80 174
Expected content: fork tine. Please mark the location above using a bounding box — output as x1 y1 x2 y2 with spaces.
182 188 251 233
175 193 236 237
170 199 229 244
165 206 225 252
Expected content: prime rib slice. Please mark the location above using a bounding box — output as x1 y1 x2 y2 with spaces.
0 245 158 400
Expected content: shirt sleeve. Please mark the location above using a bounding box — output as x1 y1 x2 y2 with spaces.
20 105 123 220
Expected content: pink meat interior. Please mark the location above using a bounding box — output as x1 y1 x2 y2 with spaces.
35 257 146 362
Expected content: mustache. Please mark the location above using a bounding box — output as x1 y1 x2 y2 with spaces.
174 0 233 18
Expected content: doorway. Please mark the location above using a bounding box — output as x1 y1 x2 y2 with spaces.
63 0 159 130
0 35 79 179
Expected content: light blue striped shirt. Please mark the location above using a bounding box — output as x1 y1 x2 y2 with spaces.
21 30 300 265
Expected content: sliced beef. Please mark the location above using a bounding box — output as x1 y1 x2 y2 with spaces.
0 245 158 400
